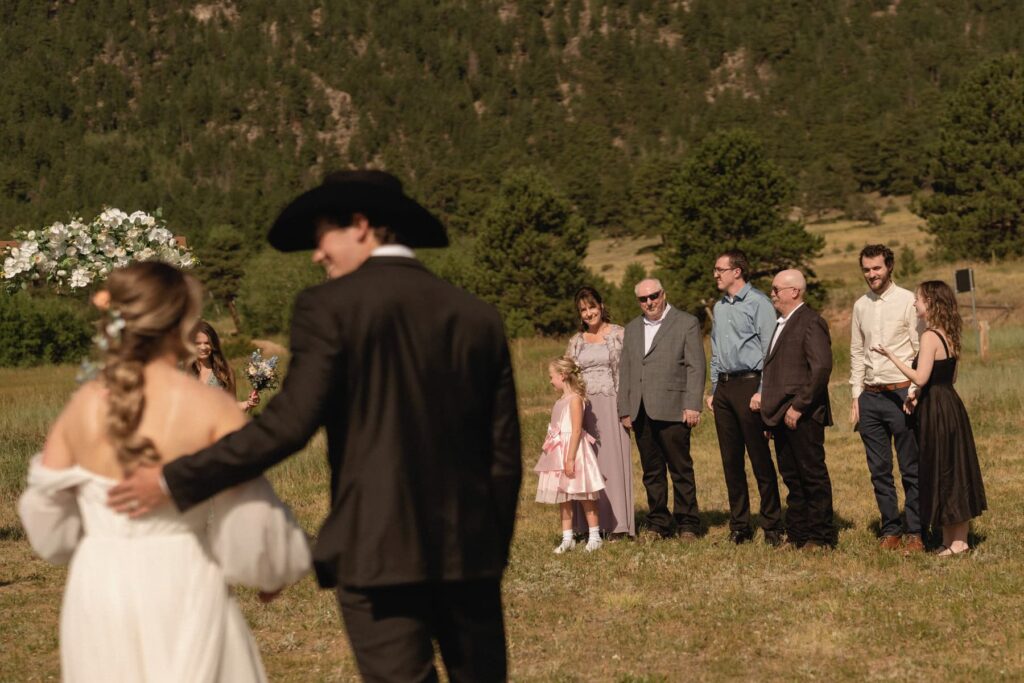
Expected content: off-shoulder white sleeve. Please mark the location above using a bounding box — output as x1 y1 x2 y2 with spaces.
208 477 312 592
17 455 88 565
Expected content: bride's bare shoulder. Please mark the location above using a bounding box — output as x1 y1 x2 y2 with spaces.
43 381 106 468
61 380 106 418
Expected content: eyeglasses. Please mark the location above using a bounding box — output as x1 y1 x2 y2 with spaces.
771 285 798 295
636 290 663 304
713 266 738 274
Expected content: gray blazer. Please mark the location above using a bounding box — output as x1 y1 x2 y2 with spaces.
617 306 706 422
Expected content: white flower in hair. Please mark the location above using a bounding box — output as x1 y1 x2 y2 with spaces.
105 310 126 339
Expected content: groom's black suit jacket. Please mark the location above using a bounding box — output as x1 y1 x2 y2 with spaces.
164 256 522 589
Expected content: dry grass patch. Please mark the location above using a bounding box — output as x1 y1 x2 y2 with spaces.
585 234 660 284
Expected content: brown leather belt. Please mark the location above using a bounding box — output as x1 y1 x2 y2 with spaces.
864 380 911 393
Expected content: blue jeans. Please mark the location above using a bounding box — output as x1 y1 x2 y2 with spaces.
858 388 921 536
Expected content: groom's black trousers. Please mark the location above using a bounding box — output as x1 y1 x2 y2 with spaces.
336 578 506 682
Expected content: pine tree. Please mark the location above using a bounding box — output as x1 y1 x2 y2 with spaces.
916 55 1024 260
605 261 649 326
658 129 823 318
472 168 588 337
195 225 248 333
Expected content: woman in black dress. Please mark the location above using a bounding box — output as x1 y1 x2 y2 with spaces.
872 280 987 556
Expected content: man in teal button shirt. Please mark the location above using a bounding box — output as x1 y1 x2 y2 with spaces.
706 249 784 545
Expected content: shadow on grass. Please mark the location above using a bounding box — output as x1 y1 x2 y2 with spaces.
700 509 731 529
866 518 917 537
834 513 856 531
0 525 24 541
627 508 858 539
630 509 732 536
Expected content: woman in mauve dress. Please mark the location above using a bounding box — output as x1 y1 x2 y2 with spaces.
566 286 636 538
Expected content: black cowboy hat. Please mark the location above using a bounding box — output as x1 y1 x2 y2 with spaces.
268 170 448 252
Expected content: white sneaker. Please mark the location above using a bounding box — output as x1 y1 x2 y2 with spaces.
553 538 575 554
585 537 602 552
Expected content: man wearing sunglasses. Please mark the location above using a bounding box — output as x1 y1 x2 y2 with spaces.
617 278 706 540
762 269 836 550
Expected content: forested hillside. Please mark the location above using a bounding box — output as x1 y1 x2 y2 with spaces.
2 0 1023 243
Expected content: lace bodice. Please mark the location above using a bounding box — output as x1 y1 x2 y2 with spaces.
565 325 624 396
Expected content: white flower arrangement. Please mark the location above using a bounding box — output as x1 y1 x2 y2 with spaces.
2 208 196 293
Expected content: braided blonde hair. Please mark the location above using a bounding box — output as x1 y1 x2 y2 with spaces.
98 262 202 473
549 356 588 401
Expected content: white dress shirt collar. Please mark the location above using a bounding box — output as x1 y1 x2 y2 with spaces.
643 303 672 326
642 304 671 355
371 244 416 258
777 301 804 324
869 281 897 302
769 303 804 354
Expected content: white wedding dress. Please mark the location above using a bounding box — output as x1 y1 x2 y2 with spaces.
18 456 311 683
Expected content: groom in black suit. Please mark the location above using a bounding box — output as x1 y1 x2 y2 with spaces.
109 171 522 681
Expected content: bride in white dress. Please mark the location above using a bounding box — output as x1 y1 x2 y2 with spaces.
17 261 311 683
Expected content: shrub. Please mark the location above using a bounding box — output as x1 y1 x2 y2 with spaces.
220 334 255 361
605 262 649 327
236 250 323 337
194 224 248 332
0 293 92 366
897 246 923 279
843 194 881 225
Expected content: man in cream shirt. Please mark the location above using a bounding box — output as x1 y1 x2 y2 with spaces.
850 245 924 553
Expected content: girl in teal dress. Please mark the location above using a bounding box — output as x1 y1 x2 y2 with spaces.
189 320 259 412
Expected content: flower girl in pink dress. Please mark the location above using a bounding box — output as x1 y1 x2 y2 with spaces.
535 357 605 553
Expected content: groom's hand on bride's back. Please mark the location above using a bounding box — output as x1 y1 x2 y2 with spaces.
108 464 170 518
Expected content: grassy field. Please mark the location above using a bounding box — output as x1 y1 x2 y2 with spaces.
3 210 1024 681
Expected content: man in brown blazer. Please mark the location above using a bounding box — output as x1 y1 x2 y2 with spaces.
760 269 836 549
109 171 522 681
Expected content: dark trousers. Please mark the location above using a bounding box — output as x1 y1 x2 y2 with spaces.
336 579 507 682
713 376 783 534
634 401 700 535
858 388 921 537
772 417 835 546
